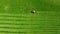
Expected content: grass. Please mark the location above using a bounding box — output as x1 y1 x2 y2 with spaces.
0 0 60 34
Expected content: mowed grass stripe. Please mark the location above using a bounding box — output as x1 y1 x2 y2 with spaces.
0 12 59 34
0 24 32 29
0 21 36 25
0 21 59 29
0 25 59 29
0 28 32 32
0 13 33 33
0 28 58 33
0 29 32 34
0 20 57 26
0 13 31 17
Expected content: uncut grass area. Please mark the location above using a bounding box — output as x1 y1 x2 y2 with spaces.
0 0 60 34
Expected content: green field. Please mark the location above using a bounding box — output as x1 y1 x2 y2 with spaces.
0 0 60 34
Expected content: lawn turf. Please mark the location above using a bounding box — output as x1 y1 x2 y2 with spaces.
0 0 60 34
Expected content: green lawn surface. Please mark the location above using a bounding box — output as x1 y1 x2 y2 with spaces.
0 0 60 34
